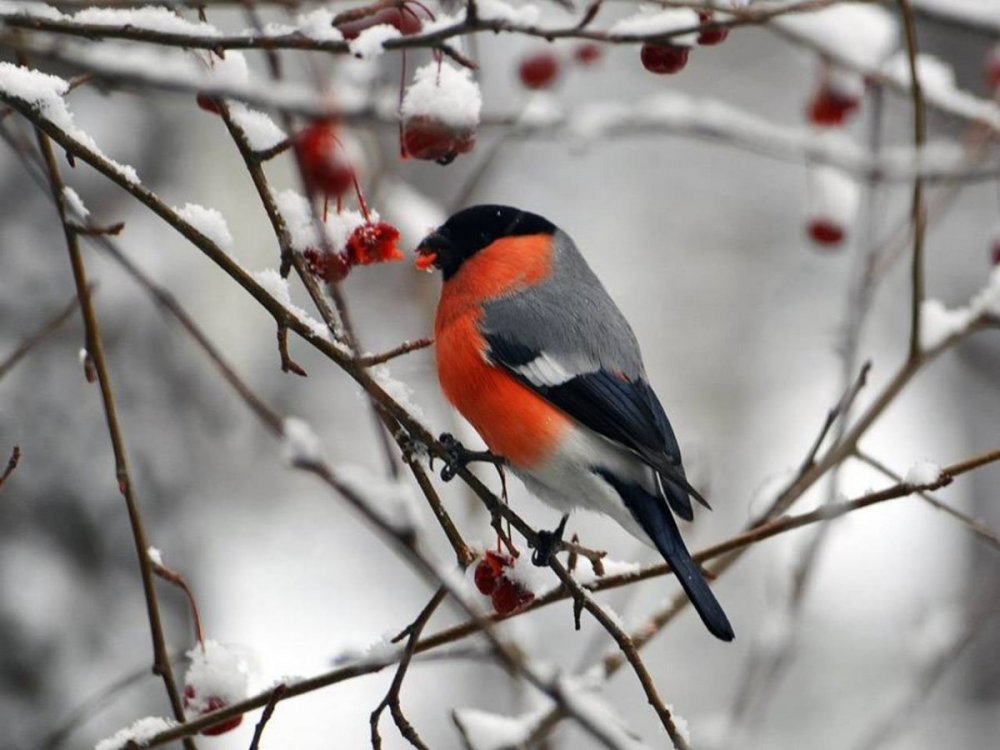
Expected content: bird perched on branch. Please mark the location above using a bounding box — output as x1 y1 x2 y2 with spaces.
416 205 734 641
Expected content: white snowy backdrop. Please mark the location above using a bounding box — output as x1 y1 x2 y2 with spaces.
0 2 998 750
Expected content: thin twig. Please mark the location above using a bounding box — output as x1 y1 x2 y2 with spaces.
358 338 433 367
0 445 21 491
855 449 1000 551
897 0 927 361
30 121 195 749
371 588 446 750
0 294 79 380
797 360 871 475
247 683 287 750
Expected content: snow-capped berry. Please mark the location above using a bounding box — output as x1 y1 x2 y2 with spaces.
295 121 356 197
640 44 690 75
183 686 243 736
182 640 250 736
336 6 423 39
400 62 481 165
518 52 560 90
346 221 403 265
697 12 729 46
806 219 845 246
491 579 535 616
402 116 475 165
806 166 858 249
196 92 221 115
303 246 352 282
474 559 498 595
573 43 602 65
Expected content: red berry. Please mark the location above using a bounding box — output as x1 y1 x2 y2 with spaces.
640 44 690 75
196 92 221 115
807 219 845 246
183 686 243 736
491 578 535 616
697 12 729 46
807 87 859 127
402 116 475 165
295 121 355 197
573 43 602 66
337 6 422 40
519 52 560 90
304 247 351 282
345 221 403 265
991 239 1000 267
474 559 498 595
986 46 1000 93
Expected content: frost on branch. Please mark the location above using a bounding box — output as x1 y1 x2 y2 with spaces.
0 62 139 183
281 416 324 466
775 4 898 70
348 24 402 59
146 545 163 566
453 706 550 750
610 7 701 47
252 268 331 341
62 186 88 219
174 203 234 250
473 0 541 25
94 717 178 750
904 461 943 486
920 265 1000 350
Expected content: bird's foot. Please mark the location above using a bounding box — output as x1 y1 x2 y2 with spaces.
436 433 504 482
531 514 569 567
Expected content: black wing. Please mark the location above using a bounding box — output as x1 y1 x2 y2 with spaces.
484 333 707 520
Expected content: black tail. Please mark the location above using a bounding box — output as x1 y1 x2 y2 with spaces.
598 471 734 641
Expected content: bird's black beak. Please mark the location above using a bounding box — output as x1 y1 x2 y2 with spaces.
414 228 450 272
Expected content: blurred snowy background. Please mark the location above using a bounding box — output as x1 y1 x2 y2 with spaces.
1 2 998 749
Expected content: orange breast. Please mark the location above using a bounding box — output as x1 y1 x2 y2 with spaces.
434 235 569 469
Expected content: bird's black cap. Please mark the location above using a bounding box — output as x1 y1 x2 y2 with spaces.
416 204 556 280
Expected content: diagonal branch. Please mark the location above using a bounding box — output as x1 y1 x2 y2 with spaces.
0 293 79 381
29 118 195 749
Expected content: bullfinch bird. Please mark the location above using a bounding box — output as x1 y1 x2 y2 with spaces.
416 205 734 642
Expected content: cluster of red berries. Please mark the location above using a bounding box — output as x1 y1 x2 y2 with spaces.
473 550 535 616
293 118 403 280
183 685 242 736
303 221 403 284
640 12 729 76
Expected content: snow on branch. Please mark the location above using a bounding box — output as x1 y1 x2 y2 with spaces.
0 61 139 181
919 266 1000 351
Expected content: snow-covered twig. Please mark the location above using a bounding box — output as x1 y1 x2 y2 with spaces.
854 450 1000 552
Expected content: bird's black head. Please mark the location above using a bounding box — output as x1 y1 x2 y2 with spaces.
415 204 556 280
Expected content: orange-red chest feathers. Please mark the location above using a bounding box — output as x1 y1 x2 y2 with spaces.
434 235 570 468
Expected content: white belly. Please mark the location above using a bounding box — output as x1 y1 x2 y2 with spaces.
510 422 659 548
